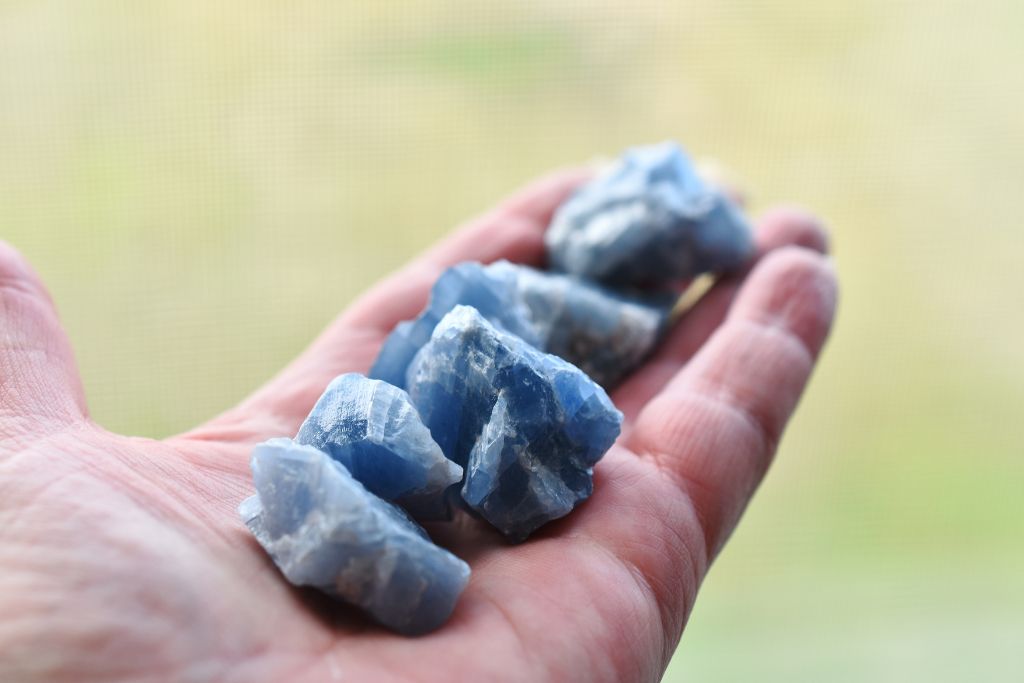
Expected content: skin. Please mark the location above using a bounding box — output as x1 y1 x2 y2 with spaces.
0 168 836 683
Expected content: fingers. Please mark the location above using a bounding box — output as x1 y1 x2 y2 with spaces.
188 167 590 444
0 242 86 444
626 246 837 558
613 206 829 421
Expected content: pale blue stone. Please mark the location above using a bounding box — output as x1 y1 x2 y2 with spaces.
545 141 754 284
407 306 623 541
240 438 470 635
493 262 675 387
295 373 462 520
370 260 673 389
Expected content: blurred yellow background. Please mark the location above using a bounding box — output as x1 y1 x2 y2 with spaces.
2 1 1021 679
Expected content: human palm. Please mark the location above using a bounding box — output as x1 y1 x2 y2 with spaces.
0 169 835 683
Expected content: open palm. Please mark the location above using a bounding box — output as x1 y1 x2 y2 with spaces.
0 169 836 683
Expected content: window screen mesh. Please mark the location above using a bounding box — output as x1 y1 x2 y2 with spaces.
1 2 1021 679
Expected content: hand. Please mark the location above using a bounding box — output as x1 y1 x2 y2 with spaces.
0 169 836 683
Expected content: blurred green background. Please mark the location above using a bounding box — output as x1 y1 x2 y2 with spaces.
2 1 1021 679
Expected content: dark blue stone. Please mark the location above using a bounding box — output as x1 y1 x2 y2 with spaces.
368 262 538 388
370 261 673 389
406 306 623 541
545 141 754 284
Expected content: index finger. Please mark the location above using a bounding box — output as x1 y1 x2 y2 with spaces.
627 246 838 557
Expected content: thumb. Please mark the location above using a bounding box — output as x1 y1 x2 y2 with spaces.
0 242 86 444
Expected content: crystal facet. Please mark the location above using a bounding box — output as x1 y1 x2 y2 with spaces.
407 306 623 541
240 438 470 635
545 141 755 285
370 260 673 389
296 373 462 520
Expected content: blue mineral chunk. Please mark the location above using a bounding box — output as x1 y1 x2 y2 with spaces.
371 260 674 390
545 141 755 285
368 262 539 388
239 438 470 635
406 306 623 541
295 373 462 520
489 261 675 387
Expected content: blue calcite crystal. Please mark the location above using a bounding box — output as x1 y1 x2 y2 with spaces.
368 262 539 388
370 260 673 389
406 306 623 541
495 262 675 387
295 373 462 520
240 438 470 635
545 141 755 285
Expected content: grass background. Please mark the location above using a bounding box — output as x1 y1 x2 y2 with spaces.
2 1 1022 679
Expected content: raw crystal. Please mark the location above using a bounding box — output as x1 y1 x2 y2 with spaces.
368 262 538 388
406 306 623 541
296 373 462 520
545 141 755 285
369 260 673 389
240 438 470 635
494 262 675 387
